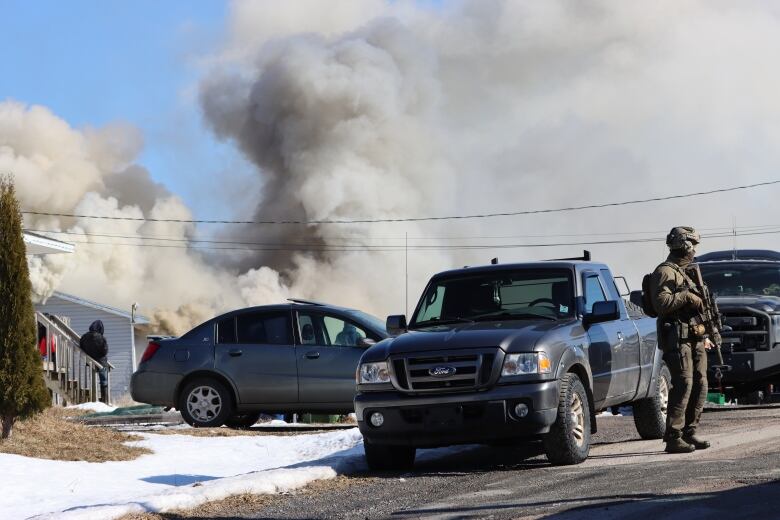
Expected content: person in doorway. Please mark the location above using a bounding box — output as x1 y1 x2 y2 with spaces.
37 322 56 365
79 320 109 403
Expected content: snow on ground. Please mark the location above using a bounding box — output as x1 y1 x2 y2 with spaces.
67 402 117 413
1 428 367 520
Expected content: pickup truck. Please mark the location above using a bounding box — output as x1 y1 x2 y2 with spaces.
355 256 667 469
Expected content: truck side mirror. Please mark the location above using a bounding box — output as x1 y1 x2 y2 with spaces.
386 315 408 336
583 300 620 329
629 290 644 308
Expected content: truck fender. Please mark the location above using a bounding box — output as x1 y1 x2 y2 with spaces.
556 345 598 434
645 345 665 400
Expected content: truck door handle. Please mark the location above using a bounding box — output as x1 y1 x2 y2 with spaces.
229 349 243 357
305 351 320 359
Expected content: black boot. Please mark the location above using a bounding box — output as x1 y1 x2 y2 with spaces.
682 429 710 450
665 434 696 454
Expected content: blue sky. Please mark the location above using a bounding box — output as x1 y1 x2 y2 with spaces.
1 0 249 216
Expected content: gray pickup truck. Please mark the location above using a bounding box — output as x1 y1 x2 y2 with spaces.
355 256 668 469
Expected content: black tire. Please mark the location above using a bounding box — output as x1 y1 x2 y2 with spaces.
225 412 262 429
543 373 591 465
633 364 671 439
364 440 416 471
179 378 234 428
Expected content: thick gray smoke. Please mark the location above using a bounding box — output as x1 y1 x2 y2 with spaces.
202 0 780 294
5 1 780 334
0 102 292 334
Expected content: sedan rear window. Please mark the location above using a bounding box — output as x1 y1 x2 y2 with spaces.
236 312 292 345
216 317 236 344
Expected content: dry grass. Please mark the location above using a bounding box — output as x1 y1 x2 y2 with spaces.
0 406 152 462
118 476 359 519
150 426 331 437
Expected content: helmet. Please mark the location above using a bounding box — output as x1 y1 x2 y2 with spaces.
666 226 700 252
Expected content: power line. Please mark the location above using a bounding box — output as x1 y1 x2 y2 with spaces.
54 228 780 253
24 223 780 249
21 179 780 225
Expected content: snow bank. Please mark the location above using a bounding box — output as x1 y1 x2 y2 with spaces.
67 402 117 413
2 428 364 519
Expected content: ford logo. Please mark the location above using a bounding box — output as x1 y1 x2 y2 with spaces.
429 366 457 377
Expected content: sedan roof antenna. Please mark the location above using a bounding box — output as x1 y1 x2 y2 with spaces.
491 257 499 265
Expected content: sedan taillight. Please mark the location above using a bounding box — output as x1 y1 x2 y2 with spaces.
140 342 161 363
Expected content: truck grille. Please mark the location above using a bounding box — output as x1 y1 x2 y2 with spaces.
721 310 770 351
389 349 500 393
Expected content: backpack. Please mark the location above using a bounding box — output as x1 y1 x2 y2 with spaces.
640 273 658 318
641 261 692 318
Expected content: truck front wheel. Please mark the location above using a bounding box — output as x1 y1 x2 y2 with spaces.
543 373 591 465
364 440 415 471
632 364 671 439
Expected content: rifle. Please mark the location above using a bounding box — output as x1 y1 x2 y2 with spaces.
685 264 731 380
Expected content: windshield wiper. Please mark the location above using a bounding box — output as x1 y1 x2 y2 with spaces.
472 312 557 322
410 317 475 328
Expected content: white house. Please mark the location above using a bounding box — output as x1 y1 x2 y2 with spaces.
35 292 150 401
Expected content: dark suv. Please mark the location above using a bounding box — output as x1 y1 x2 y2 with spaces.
697 250 780 401
131 299 388 427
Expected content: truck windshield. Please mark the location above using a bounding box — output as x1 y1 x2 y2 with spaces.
410 269 574 327
699 262 780 297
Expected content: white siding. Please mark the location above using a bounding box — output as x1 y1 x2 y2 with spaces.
35 296 136 401
134 329 148 368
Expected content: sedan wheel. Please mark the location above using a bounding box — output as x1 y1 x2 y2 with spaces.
179 378 233 427
187 386 222 422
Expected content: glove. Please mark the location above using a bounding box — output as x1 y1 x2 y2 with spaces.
684 291 704 311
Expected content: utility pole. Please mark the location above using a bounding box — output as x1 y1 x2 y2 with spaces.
405 231 409 316
732 216 737 260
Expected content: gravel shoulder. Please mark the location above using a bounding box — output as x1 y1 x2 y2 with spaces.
123 407 780 520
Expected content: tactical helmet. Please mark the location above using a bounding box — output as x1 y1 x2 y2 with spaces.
666 226 700 252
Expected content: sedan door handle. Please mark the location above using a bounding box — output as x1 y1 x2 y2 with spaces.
229 349 243 357
305 351 320 359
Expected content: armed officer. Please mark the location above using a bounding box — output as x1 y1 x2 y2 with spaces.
650 226 714 454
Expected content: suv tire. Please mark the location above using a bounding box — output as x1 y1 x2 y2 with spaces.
543 373 591 465
632 364 671 439
225 412 262 429
179 378 234 428
364 440 415 471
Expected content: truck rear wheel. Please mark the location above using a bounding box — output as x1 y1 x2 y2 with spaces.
364 440 415 471
543 373 591 465
632 364 671 439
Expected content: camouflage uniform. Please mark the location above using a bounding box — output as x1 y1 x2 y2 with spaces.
650 227 710 452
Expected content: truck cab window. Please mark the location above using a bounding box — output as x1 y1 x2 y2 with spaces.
583 274 607 314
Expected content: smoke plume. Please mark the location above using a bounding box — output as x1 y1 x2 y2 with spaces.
5 1 780 333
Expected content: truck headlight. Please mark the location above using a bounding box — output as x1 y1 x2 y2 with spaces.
358 362 391 384
502 352 552 376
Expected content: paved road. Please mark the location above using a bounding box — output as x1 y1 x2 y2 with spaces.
146 407 780 519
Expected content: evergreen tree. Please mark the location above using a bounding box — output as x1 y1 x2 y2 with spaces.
0 175 49 439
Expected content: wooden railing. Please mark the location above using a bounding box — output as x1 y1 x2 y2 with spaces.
37 312 113 406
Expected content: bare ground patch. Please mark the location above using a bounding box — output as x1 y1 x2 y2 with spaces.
0 407 151 462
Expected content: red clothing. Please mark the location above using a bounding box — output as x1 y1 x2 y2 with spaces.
38 335 56 356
